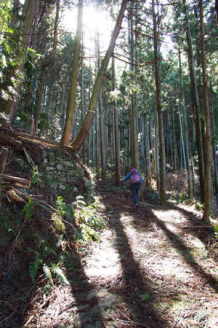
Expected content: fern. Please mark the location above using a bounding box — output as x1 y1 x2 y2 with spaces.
43 264 54 286
22 198 34 220
31 165 42 185
51 212 65 233
51 264 70 285
29 255 42 282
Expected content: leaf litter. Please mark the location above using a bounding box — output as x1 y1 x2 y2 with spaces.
1 188 217 328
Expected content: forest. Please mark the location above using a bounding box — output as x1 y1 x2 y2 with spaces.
0 0 217 328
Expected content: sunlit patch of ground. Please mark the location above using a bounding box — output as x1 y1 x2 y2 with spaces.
24 191 217 328
77 194 217 327
84 229 123 280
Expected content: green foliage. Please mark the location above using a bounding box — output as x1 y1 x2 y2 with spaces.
0 206 23 244
26 185 105 284
83 178 96 201
25 48 41 73
213 225 218 239
29 254 42 282
28 238 58 283
43 263 54 285
39 239 57 257
0 2 23 105
0 1 11 25
51 212 66 233
31 165 42 185
56 195 68 216
51 264 70 285
74 196 106 242
177 192 188 203
0 211 14 234
80 224 99 242
22 198 34 220
0 2 12 65
55 195 74 221
30 256 70 286
195 202 204 211
140 293 151 302
29 235 70 285
38 112 49 131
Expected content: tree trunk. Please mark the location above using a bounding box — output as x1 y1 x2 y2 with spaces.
199 0 213 221
71 0 128 152
53 0 60 52
152 0 166 203
112 57 120 185
183 0 205 201
98 90 106 178
178 46 194 197
61 0 83 146
128 1 139 169
10 0 37 120
0 0 36 120
31 69 45 135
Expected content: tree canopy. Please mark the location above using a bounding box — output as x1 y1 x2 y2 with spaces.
0 0 217 219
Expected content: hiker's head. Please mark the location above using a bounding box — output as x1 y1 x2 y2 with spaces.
131 168 137 174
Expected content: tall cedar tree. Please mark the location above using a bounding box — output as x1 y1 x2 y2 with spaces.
71 0 129 151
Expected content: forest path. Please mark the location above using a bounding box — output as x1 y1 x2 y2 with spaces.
27 189 217 328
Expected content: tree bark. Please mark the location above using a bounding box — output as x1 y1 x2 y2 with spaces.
178 46 194 198
31 69 45 135
183 0 205 201
61 0 83 145
152 0 166 203
128 1 139 169
53 0 60 52
199 0 213 221
71 0 128 152
112 57 120 185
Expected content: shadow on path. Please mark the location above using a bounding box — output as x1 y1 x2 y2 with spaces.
167 202 215 247
100 194 168 328
147 208 218 292
100 188 217 321
0 207 105 328
63 241 106 328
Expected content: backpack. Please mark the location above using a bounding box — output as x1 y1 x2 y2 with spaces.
130 173 141 183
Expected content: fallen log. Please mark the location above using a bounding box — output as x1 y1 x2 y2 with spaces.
183 225 213 229
6 189 25 202
0 174 30 187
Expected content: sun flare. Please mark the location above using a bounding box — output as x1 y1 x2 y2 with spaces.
62 4 113 53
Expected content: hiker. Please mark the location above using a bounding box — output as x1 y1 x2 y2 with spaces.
121 168 143 206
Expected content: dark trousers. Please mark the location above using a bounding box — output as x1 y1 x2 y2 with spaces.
130 182 141 205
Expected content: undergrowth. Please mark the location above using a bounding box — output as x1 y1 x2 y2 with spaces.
0 191 107 288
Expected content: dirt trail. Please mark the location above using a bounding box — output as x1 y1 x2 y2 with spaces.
24 191 218 328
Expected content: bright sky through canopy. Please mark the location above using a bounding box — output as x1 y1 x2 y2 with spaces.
61 1 175 72
62 4 113 60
